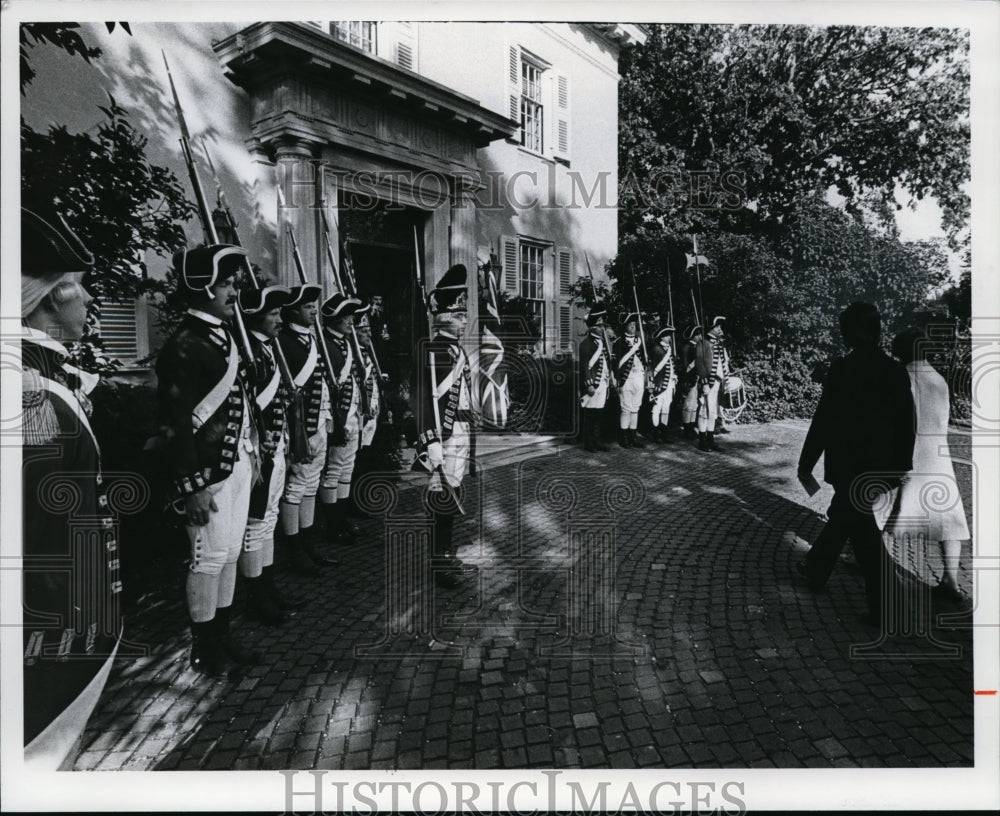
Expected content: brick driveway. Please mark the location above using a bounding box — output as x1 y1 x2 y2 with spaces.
71 421 975 771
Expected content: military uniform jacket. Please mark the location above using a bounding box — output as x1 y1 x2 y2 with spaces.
277 323 329 437
21 329 122 745
155 310 255 497
415 331 474 447
325 329 367 429
680 340 699 388
649 344 677 396
360 344 380 419
694 337 729 383
614 335 648 380
579 331 611 395
249 330 288 458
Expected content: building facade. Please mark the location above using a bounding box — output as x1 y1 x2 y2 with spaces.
22 20 644 365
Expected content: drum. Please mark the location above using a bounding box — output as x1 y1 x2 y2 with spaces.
720 374 747 422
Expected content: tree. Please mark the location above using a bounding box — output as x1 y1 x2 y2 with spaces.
619 25 969 248
20 23 102 93
21 23 196 370
22 96 196 303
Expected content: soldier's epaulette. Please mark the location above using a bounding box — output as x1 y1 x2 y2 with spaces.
22 370 60 446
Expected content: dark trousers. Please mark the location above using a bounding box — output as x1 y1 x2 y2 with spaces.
804 490 888 616
582 407 604 449
429 487 461 558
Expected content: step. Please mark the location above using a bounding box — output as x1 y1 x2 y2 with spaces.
396 433 564 486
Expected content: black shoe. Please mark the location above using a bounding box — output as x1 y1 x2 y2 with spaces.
287 536 323 576
683 424 697 439
263 566 305 610
716 424 731 435
618 429 630 449
706 432 721 452
697 432 709 452
630 430 646 448
434 569 463 589
301 524 341 563
189 620 227 678
345 498 372 520
215 606 263 666
796 562 825 592
246 576 285 626
857 611 881 629
931 582 971 607
323 503 359 544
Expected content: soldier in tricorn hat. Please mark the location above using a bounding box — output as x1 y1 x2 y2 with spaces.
414 264 479 588
277 284 339 574
614 311 649 448
155 244 261 676
237 285 295 625
21 207 122 767
648 324 678 443
578 302 613 452
318 292 368 545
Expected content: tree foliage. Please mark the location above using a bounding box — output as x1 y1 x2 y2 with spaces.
22 96 196 303
620 25 969 248
20 23 102 93
611 24 970 421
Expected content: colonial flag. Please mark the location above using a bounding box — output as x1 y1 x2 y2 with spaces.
478 253 510 428
685 253 710 269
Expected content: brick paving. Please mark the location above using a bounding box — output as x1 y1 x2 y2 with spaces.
71 421 975 770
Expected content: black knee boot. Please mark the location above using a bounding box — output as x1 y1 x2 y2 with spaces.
246 575 285 626
215 605 263 666
189 619 227 677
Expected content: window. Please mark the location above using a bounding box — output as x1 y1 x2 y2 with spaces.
331 21 376 54
519 241 546 339
520 58 544 153
508 45 571 162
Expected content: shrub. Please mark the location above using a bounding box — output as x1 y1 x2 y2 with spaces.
737 351 824 424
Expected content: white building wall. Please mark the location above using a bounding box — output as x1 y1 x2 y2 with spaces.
22 20 627 356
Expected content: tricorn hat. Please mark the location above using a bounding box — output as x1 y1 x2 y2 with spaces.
21 208 95 317
709 315 726 329
427 264 468 315
654 326 675 342
586 302 608 327
284 283 322 309
321 292 364 320
239 285 293 315
173 244 246 298
684 323 703 340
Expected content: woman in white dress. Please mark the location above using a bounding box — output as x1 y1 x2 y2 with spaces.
887 327 971 605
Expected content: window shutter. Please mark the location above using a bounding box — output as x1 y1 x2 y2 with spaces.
98 299 139 361
557 247 573 295
395 22 417 71
507 44 521 139
553 72 570 162
501 235 518 292
560 304 572 350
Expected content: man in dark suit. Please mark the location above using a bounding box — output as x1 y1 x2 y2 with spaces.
796 301 916 625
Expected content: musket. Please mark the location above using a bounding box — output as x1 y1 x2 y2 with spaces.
629 261 650 369
284 223 341 406
665 255 677 359
691 233 707 333
162 51 257 371
200 140 310 463
324 208 389 414
583 253 618 391
414 225 433 337
317 207 372 425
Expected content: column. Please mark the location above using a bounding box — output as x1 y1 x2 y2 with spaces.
274 137 328 293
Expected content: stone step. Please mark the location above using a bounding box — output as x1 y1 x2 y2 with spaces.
396 433 564 486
